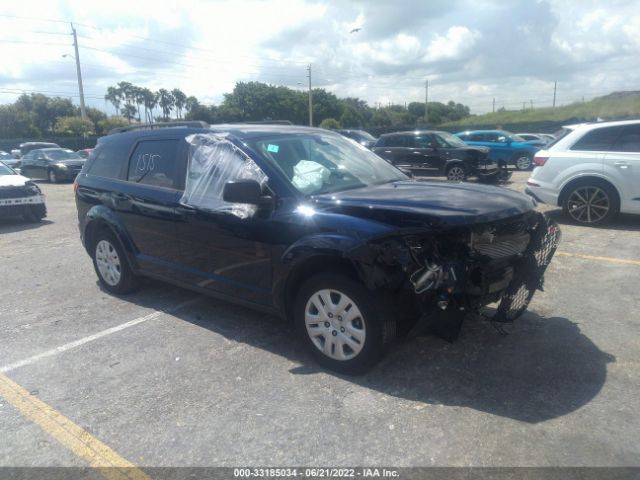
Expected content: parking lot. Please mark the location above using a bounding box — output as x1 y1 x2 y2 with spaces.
1 171 639 471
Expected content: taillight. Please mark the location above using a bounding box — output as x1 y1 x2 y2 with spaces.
533 155 548 166
73 178 79 193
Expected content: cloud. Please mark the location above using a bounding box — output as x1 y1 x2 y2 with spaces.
0 0 639 114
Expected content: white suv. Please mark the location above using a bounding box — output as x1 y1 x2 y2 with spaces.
526 120 640 225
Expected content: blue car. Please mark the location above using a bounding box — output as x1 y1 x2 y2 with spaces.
454 130 544 170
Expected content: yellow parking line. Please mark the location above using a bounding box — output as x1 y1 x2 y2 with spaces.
0 372 151 480
556 251 640 266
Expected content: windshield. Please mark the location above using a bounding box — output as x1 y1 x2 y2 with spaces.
347 130 376 142
46 149 82 161
0 163 16 175
507 133 527 142
248 132 407 195
434 131 467 148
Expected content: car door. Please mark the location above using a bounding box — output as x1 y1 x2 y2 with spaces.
174 139 273 306
18 151 36 177
411 134 444 172
373 135 404 165
603 124 640 214
114 137 185 278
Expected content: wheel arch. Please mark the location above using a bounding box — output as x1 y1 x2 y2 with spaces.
82 206 139 272
558 175 621 209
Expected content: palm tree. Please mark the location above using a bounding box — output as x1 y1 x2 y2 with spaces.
141 88 156 123
156 89 175 120
172 88 187 119
132 86 145 122
120 104 137 124
104 86 121 116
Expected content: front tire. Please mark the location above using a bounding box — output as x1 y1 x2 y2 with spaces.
562 181 618 225
294 273 395 375
91 230 139 294
23 204 46 223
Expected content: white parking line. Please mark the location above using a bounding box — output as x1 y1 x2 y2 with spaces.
0 297 202 374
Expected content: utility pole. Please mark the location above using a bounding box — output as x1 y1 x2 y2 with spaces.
424 79 429 124
70 23 87 121
552 81 557 108
307 64 313 127
522 101 526 111
492 97 495 113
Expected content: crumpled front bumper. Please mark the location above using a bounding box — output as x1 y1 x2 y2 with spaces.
492 213 561 322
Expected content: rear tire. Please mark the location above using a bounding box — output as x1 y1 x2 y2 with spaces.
91 229 139 294
562 181 619 226
514 153 532 171
294 273 395 375
48 169 58 183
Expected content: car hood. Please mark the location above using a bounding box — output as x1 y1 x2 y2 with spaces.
312 181 536 227
0 174 29 187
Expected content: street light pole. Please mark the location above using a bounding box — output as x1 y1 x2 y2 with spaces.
70 23 87 121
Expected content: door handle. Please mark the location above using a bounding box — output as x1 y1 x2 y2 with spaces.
614 161 629 169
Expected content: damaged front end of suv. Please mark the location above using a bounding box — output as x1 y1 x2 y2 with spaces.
349 210 560 339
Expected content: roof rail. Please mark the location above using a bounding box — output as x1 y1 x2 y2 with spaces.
108 121 210 135
241 120 293 125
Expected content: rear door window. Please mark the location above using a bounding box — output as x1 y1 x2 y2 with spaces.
127 139 179 188
87 142 130 179
385 135 411 148
571 126 624 151
610 124 640 152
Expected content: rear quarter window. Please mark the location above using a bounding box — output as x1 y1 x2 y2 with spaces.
86 141 131 179
610 124 640 152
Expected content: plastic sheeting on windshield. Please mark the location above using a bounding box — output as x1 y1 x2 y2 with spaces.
180 133 268 219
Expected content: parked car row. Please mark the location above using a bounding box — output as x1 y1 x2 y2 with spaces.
333 128 553 177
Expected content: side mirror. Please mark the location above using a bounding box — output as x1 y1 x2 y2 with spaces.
398 167 414 178
223 179 273 206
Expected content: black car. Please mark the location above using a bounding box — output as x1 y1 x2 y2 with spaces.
20 148 85 183
18 141 60 157
75 122 559 374
372 130 508 182
0 162 46 222
336 129 377 149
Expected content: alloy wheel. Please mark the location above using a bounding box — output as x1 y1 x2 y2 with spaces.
304 289 366 361
515 155 532 170
95 240 122 286
567 186 610 224
48 170 57 183
447 166 466 181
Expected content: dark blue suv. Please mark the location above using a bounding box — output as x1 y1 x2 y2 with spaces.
455 130 544 170
75 122 559 373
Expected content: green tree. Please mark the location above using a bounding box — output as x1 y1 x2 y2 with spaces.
339 107 362 128
120 104 137 123
104 86 122 116
54 116 95 136
97 116 129 134
319 118 341 129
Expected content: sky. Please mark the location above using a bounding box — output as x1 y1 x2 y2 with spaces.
1 0 639 114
